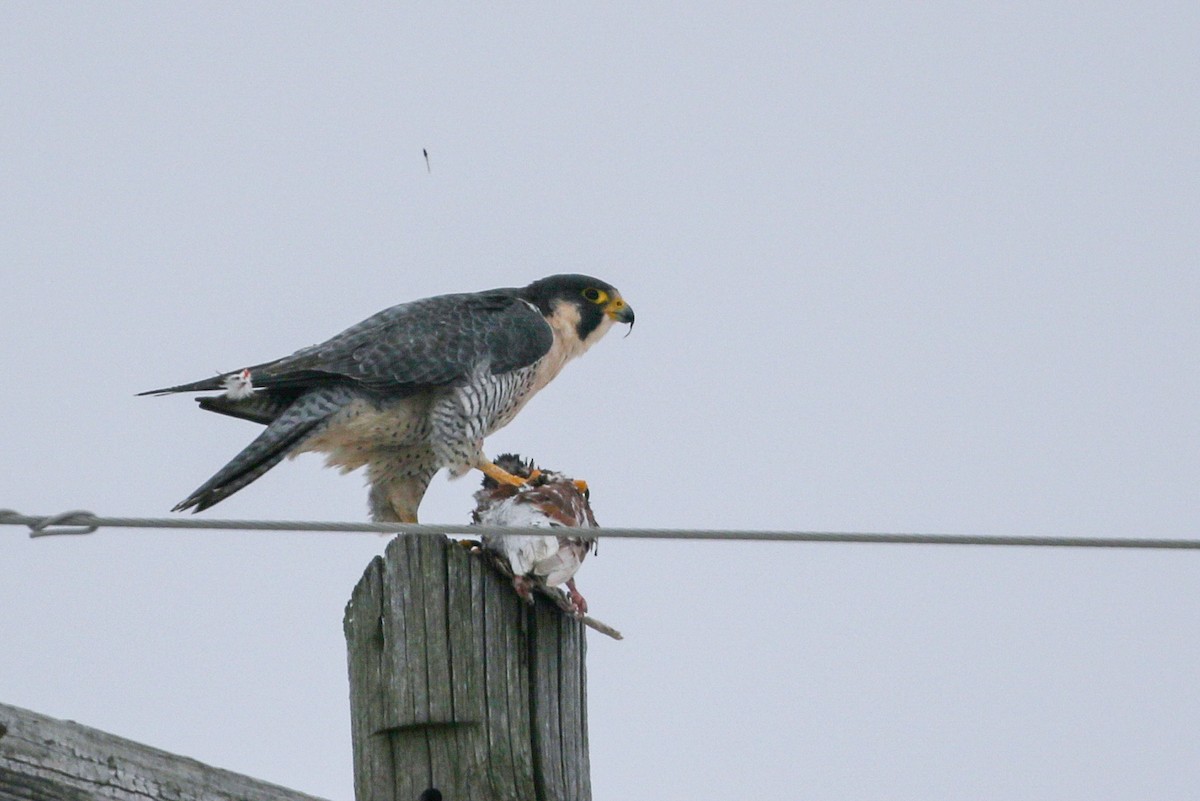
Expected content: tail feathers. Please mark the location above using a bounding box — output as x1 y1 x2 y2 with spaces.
198 392 297 425
139 375 229 396
172 417 319 513
173 388 352 512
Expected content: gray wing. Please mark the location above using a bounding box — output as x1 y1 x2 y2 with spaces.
142 291 553 397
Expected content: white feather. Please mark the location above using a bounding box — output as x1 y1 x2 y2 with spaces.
222 368 255 400
480 497 562 576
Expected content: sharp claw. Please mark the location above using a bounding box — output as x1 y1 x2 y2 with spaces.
479 459 528 487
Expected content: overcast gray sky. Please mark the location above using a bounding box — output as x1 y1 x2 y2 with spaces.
3 4 1199 799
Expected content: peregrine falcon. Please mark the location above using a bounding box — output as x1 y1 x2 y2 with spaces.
472 454 597 614
141 274 634 522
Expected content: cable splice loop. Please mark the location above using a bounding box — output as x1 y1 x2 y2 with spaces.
1 509 100 537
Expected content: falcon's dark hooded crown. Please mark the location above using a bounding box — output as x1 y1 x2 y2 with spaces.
518 274 635 343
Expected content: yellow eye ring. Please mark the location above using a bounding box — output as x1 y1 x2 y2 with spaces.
582 287 607 303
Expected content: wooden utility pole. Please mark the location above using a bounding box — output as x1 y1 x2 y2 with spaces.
0 702 327 801
344 534 590 801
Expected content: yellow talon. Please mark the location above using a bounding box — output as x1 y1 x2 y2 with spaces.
478 459 528 487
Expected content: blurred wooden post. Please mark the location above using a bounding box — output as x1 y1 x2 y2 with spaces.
0 702 327 801
344 535 590 801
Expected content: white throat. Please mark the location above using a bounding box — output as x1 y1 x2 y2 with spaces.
534 301 615 389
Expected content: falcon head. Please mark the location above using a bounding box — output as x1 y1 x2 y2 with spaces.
520 274 634 348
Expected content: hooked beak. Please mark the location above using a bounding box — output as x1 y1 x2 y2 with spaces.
605 297 635 326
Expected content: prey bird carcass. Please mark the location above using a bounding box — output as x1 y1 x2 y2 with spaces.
472 454 598 616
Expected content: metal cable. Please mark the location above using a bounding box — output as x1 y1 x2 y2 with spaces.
1 508 1197 549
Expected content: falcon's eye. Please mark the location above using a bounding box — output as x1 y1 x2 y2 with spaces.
582 287 607 303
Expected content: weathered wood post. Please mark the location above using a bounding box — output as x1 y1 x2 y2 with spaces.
344 534 589 801
0 702 328 801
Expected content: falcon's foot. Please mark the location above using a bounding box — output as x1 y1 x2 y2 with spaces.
478 459 531 488
478 461 587 495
